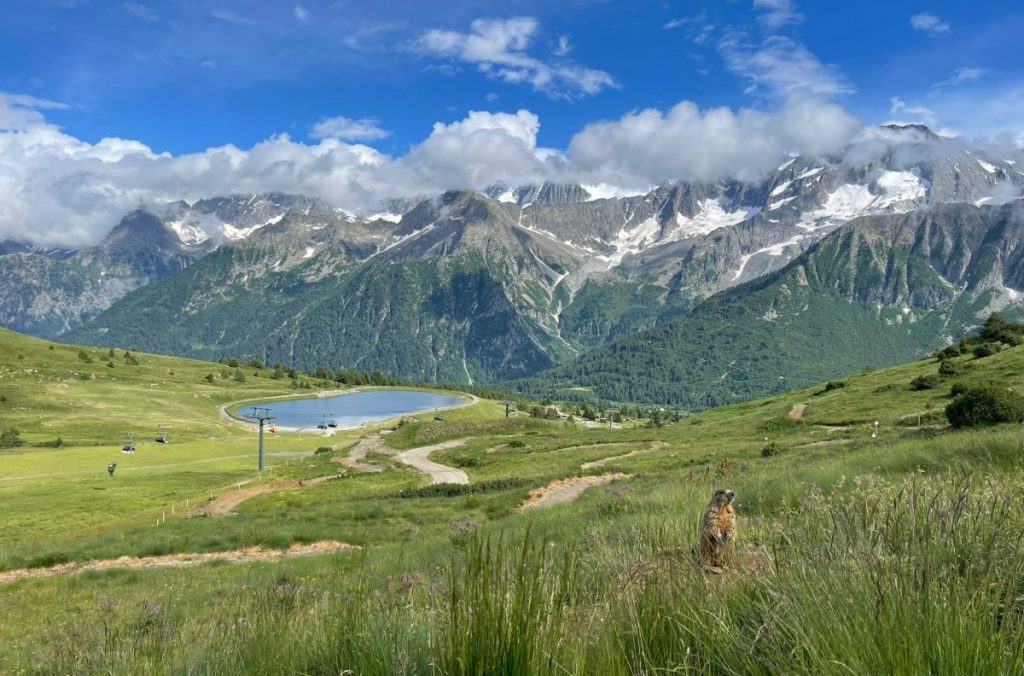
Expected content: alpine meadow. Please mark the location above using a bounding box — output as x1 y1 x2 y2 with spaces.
2 1 1024 674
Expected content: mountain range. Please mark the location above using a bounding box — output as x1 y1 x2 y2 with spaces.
3 124 1023 405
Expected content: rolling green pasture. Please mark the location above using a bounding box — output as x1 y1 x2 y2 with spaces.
2 326 1024 673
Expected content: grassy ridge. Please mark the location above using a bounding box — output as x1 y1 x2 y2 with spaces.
2 327 1024 672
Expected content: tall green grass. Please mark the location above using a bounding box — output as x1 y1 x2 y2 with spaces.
22 467 1024 674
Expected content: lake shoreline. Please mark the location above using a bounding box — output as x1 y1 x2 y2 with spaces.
220 388 477 434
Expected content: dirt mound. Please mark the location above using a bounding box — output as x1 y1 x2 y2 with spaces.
519 473 632 511
0 541 358 585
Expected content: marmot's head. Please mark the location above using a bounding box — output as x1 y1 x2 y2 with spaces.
710 488 735 507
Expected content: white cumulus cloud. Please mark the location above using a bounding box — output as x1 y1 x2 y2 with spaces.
413 17 616 99
567 97 861 188
910 13 950 35
310 116 390 141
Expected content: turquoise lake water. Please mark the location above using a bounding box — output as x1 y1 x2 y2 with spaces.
241 390 465 430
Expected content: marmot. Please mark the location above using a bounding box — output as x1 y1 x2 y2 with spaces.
698 488 736 573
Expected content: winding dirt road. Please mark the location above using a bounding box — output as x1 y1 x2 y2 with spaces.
396 439 470 485
580 441 668 470
196 474 342 516
333 435 387 473
0 541 358 585
519 473 633 510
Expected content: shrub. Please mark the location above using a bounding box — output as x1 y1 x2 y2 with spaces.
972 342 1001 359
398 477 529 498
506 439 527 449
0 427 24 448
910 374 941 391
949 383 969 398
816 380 847 395
935 344 961 360
762 415 801 432
314 447 332 455
937 360 960 377
945 385 1024 428
449 454 481 468
761 442 784 457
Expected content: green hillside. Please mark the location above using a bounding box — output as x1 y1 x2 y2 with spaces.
2 325 1024 672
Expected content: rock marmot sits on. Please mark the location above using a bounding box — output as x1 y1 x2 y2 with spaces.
698 488 736 573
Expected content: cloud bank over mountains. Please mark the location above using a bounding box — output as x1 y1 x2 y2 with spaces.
0 91 866 247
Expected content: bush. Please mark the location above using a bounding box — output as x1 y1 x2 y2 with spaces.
949 383 969 398
314 446 332 455
972 342 1002 359
0 427 24 448
398 477 528 498
762 415 801 432
506 439 527 449
935 344 961 360
761 442 784 457
816 380 847 395
937 360 960 377
945 385 1024 428
910 374 941 391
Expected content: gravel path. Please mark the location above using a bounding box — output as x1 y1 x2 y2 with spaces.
396 439 470 485
333 435 387 473
789 403 808 420
519 473 632 510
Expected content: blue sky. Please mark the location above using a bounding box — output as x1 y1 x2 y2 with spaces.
0 0 1023 246
4 0 1021 153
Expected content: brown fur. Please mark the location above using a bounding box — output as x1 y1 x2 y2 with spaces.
698 489 736 571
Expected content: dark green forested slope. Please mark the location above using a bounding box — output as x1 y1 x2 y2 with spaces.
513 202 1024 407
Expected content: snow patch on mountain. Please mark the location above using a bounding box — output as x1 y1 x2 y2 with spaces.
581 183 647 201
165 219 209 245
221 214 284 240
768 196 797 211
367 212 403 223
795 171 928 232
667 200 759 240
977 159 997 174
732 234 805 281
597 217 662 267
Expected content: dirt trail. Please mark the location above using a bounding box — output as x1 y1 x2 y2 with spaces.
788 403 807 420
197 474 342 516
0 541 358 585
396 439 470 485
520 473 633 511
333 435 387 473
581 441 668 470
